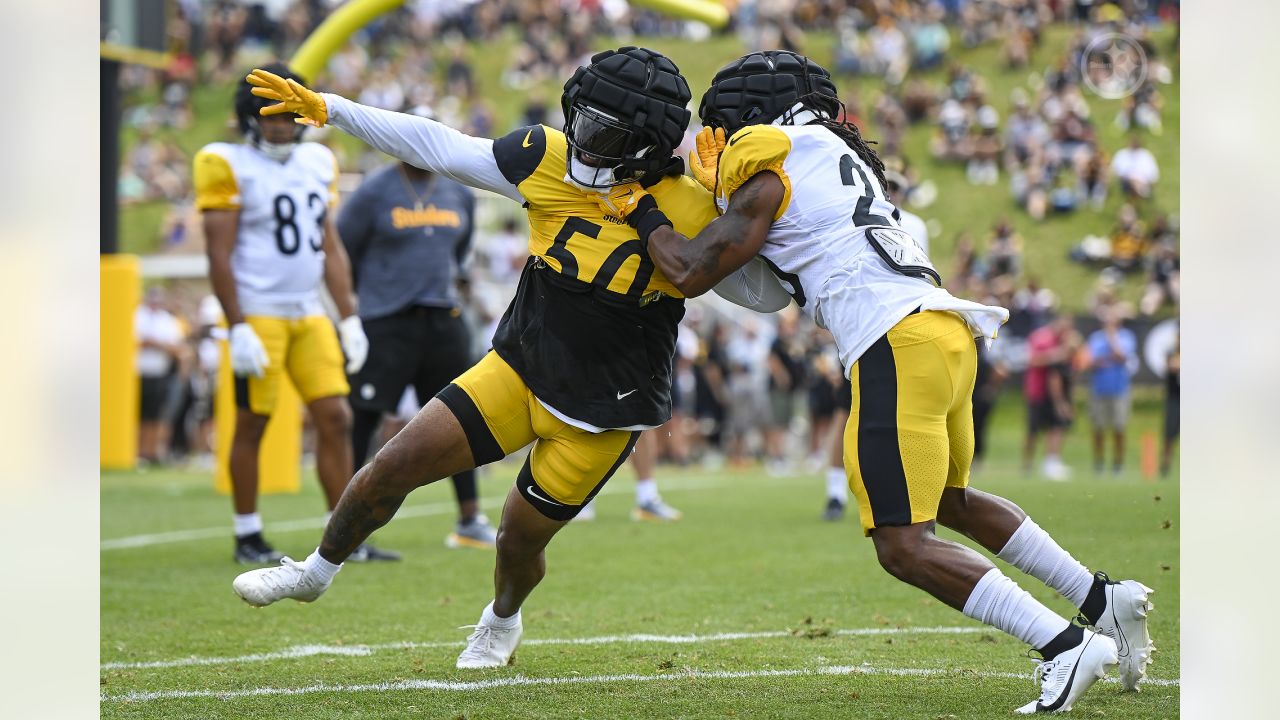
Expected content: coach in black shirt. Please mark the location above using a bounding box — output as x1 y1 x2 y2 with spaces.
339 149 498 553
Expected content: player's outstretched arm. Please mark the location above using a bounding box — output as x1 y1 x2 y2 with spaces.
642 172 784 298
245 69 523 203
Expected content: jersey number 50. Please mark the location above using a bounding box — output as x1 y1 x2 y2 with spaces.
273 192 326 255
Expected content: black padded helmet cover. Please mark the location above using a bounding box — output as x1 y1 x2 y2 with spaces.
698 51 841 134
562 46 691 185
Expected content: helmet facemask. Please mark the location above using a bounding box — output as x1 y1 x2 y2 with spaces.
564 104 657 188
560 47 691 190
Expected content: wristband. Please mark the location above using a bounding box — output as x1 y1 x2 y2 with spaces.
633 209 673 248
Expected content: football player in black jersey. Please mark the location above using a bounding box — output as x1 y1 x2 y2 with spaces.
230 48 790 669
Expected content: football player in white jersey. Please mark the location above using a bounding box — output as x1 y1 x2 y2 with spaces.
195 64 395 564
613 51 1155 713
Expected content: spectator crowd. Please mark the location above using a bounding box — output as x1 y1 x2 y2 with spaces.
119 0 1179 480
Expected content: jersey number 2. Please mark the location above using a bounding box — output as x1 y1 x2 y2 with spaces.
273 192 326 255
838 155 897 227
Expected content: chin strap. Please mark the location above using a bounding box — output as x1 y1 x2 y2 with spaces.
638 157 685 188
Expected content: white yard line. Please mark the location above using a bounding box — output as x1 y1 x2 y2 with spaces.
101 626 988 670
100 474 730 551
101 663 1178 703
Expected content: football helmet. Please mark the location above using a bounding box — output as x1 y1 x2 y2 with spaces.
698 50 841 135
235 62 307 160
561 46 691 188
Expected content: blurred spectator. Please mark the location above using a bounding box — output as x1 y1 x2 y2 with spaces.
207 1 249 82
1023 314 1076 481
967 105 1002 185
765 312 805 475
1085 308 1138 475
1140 238 1179 316
1004 89 1049 165
971 338 1007 474
911 4 951 70
932 97 969 161
1108 203 1146 272
1110 135 1159 199
1161 341 1179 478
805 339 842 470
868 13 911 85
985 220 1023 279
135 287 187 464
1117 81 1164 135
872 90 909 157
120 129 191 204
480 216 529 285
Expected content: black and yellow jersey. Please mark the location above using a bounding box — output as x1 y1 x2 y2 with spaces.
493 125 716 300
488 125 719 430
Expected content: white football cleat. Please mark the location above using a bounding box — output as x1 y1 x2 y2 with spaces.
232 557 331 607
456 616 523 669
1015 630 1117 714
1091 577 1155 691
631 499 683 522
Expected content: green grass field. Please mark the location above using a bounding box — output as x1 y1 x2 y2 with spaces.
100 394 1179 718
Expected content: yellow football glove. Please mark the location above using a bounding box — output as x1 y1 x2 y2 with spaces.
593 183 654 223
594 183 672 244
689 126 726 193
245 68 328 127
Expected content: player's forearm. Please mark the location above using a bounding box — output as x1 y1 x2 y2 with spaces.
648 222 746 298
323 253 358 319
323 94 524 203
207 253 245 326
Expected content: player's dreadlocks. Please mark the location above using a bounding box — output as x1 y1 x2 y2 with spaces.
799 92 889 194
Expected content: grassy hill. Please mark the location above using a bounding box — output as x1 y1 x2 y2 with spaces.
121 23 1178 312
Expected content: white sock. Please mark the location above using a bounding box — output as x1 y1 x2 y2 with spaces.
635 478 660 506
963 568 1070 649
303 548 342 584
233 513 263 537
826 467 848 503
997 518 1094 607
481 600 521 628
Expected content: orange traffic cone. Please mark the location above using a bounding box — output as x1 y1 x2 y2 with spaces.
1140 431 1158 482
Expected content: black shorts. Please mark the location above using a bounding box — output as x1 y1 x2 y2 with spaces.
837 376 853 412
1027 397 1070 433
809 381 838 419
140 374 174 421
348 306 474 414
1164 398 1179 441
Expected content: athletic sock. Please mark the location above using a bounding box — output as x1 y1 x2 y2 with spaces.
963 568 1071 650
1038 624 1087 661
1078 572 1111 626
825 467 848 503
635 478 660 506
481 600 521 628
996 518 1095 607
233 512 263 537
304 548 342 584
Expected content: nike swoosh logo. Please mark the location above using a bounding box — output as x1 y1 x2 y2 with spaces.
522 129 534 148
524 485 564 506
728 131 751 147
617 389 638 400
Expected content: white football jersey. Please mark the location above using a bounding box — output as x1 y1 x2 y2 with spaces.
716 124 1006 373
194 141 339 317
